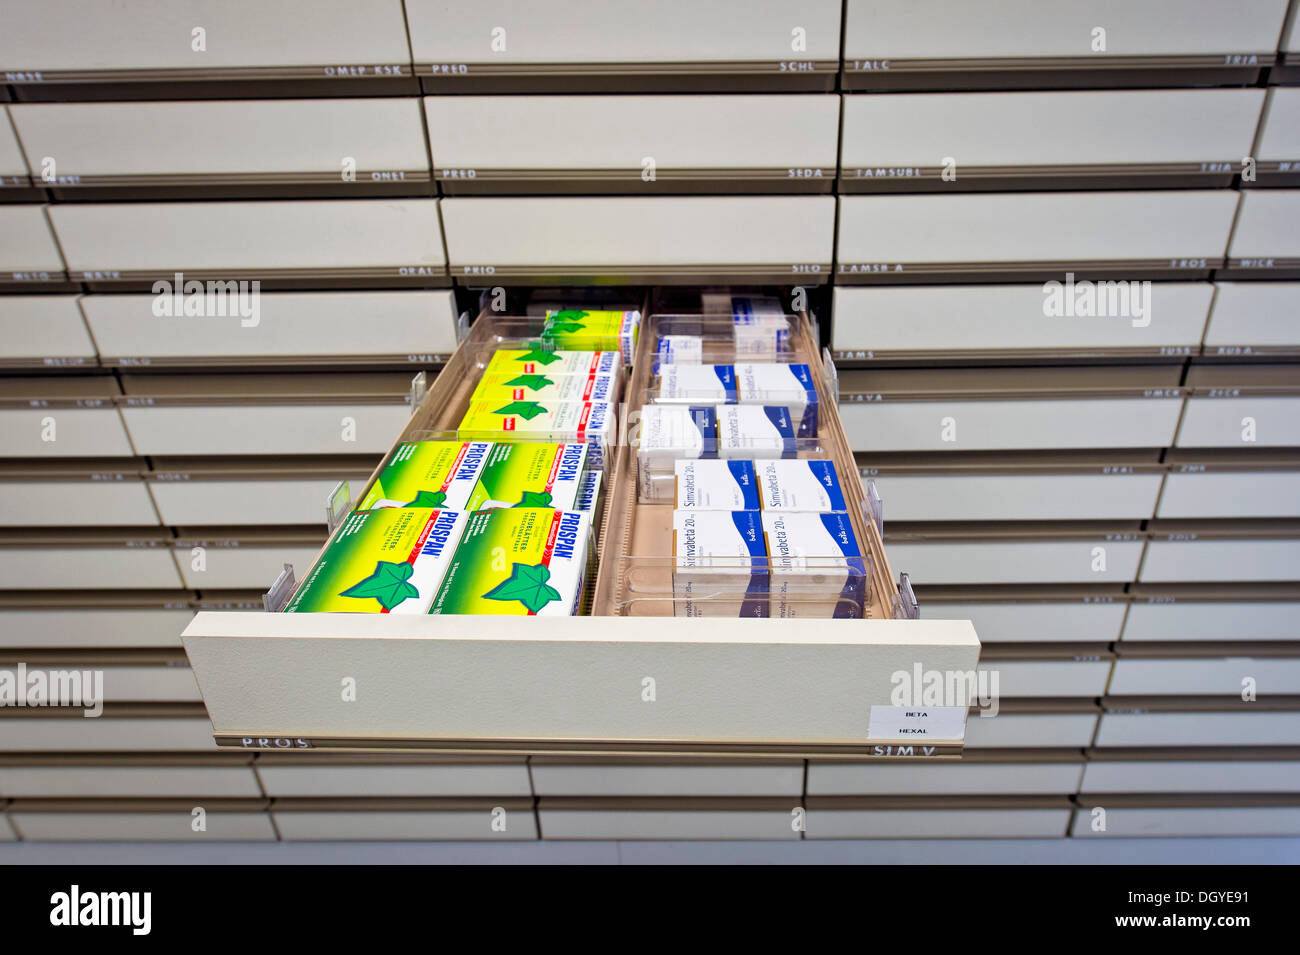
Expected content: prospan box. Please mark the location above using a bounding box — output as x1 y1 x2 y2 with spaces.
429 507 591 617
465 441 589 511
284 507 467 614
358 441 493 511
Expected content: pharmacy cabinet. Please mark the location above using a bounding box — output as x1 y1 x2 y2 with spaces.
254 755 533 798
1158 451 1300 519
171 528 326 590
537 797 799 840
8 799 276 841
1122 584 1300 641
836 191 1239 283
832 284 1211 361
885 523 1146 586
841 90 1263 191
426 95 839 195
978 645 1115 698
805 796 1073 838
0 377 132 458
839 366 1186 453
1203 282 1300 357
0 109 35 199
0 206 67 292
1095 700 1300 747
272 798 537 841
918 586 1129 644
1080 749 1300 793
116 373 414 457
0 295 97 370
0 459 158 527
962 701 1100 749
145 456 378 527
81 290 461 368
1222 190 1300 278
1252 89 1300 186
0 706 219 752
1109 643 1300 696
0 0 414 98
1175 364 1300 448
529 759 804 798
0 593 194 649
8 98 431 199
842 0 1289 89
0 756 261 799
1071 796 1300 837
440 196 835 286
860 451 1165 522
406 0 842 92
0 528 182 590
47 200 448 290
1139 520 1300 583
807 751 1085 796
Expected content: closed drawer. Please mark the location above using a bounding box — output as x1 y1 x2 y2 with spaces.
0 662 200 703
1203 282 1300 356
48 200 447 288
0 206 65 287
832 283 1210 358
981 658 1114 698
0 606 192 649
0 479 158 527
807 759 1084 796
1223 190 1300 277
83 290 460 367
118 373 414 457
537 798 799 840
407 0 841 92
806 800 1071 838
0 716 218 752
921 593 1127 643
0 295 96 368
9 803 275 841
843 0 1288 89
149 477 365 528
886 537 1145 586
255 760 532 798
870 472 1162 522
529 760 803 797
841 90 1262 191
1255 89 1300 185
0 764 260 799
836 191 1238 282
0 377 131 458
0 0 412 87
964 712 1098 749
9 98 429 195
1096 710 1300 747
1158 470 1300 519
272 798 535 840
0 533 181 589
1081 757 1300 793
1122 588 1300 641
1072 800 1300 837
1139 535 1300 583
1109 656 1300 696
440 196 835 286
427 95 839 194
0 107 28 185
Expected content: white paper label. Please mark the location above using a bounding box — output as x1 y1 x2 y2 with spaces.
868 705 967 741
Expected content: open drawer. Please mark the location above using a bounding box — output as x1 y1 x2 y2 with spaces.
183 296 979 758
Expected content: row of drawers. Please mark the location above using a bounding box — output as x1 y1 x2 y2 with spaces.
4 368 1297 460
6 191 1300 290
4 89 1300 196
4 644 1296 702
3 450 1297 529
7 281 1300 371
0 699 1295 751
5 581 1295 647
2 0 1296 93
3 751 1298 798
3 795 1298 841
